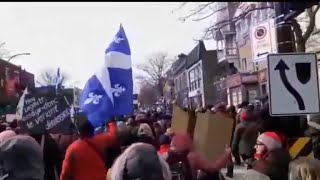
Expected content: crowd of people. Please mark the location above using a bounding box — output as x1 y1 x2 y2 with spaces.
1 99 320 180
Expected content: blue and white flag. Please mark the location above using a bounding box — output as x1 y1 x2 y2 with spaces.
80 24 133 127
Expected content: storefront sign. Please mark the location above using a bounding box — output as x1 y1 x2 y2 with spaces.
226 74 241 88
241 74 258 83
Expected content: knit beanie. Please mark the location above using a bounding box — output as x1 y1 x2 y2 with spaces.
257 132 282 151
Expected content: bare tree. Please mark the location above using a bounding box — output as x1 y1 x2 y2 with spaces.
138 83 159 108
36 68 69 87
136 52 173 97
292 5 320 52
175 2 320 52
174 2 273 40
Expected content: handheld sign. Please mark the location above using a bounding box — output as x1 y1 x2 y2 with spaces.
19 93 71 134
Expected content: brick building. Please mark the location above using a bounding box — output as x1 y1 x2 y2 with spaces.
0 59 34 114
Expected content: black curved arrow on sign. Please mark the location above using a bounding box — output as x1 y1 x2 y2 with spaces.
274 59 305 110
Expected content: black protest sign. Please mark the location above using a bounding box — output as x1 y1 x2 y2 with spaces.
20 93 71 134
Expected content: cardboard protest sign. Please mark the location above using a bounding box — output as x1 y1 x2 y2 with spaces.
193 113 234 162
171 104 197 136
19 93 71 135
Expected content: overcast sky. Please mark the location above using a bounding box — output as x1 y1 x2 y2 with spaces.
0 2 214 91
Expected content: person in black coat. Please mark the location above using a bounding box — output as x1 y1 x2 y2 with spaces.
31 133 63 180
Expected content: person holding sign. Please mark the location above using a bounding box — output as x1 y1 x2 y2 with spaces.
60 113 121 180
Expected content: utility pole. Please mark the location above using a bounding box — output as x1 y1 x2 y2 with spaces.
274 2 295 53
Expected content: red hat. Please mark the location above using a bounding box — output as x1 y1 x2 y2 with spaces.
257 132 282 151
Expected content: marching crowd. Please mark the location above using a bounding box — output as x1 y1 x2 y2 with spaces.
1 99 320 180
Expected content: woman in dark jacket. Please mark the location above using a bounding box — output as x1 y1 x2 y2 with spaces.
32 133 63 180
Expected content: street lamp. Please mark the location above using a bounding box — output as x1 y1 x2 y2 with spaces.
7 53 31 62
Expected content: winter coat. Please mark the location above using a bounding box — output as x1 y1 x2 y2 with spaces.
60 132 120 180
32 134 62 180
232 121 257 156
251 148 292 180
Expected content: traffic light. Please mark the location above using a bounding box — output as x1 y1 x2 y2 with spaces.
282 2 319 20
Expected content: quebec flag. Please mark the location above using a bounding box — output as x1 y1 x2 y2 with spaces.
80 24 133 128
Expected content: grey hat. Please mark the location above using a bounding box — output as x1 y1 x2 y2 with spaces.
0 135 44 180
111 143 171 180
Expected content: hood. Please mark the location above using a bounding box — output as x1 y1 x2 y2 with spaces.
0 135 44 180
111 143 171 180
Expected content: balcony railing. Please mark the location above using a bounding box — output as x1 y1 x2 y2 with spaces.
218 47 239 63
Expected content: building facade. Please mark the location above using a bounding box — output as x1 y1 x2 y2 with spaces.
0 59 35 114
171 54 188 108
213 2 276 106
186 41 223 108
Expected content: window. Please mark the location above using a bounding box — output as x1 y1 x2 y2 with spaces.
174 78 178 92
241 19 247 34
255 62 259 71
238 91 242 104
267 2 275 18
242 58 247 71
5 68 9 81
188 63 202 92
232 92 238 105
261 83 267 96
253 6 260 25
245 13 252 35
235 21 242 41
260 2 268 21
248 90 257 103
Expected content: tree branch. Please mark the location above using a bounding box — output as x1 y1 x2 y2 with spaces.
178 2 213 22
217 5 273 30
292 18 303 41
171 2 188 14
192 6 227 21
302 5 320 41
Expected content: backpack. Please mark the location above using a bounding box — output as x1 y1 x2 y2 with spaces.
166 150 193 180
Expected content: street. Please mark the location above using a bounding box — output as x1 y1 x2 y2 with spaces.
220 165 247 180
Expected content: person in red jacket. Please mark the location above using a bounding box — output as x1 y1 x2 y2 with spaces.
158 134 171 155
60 114 120 180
